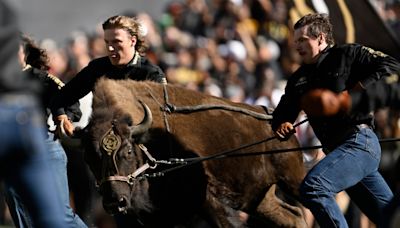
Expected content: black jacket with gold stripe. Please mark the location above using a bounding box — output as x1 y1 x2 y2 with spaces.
272 44 400 150
24 65 81 123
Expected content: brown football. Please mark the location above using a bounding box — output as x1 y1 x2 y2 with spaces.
300 89 340 116
337 90 352 113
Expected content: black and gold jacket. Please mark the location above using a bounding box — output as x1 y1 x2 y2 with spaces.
23 65 82 123
50 52 166 117
272 43 400 149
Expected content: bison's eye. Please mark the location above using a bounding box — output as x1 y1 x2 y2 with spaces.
119 143 134 161
127 147 132 155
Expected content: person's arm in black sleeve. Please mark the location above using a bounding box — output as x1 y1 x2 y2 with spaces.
50 60 102 136
64 101 82 123
42 71 81 137
349 44 400 89
346 44 400 112
271 80 302 131
50 61 98 117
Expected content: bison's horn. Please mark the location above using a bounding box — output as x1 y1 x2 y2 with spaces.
129 101 153 137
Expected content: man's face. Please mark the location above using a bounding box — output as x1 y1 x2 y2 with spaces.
104 28 136 66
293 26 322 64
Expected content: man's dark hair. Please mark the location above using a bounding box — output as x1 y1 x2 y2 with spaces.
294 13 335 46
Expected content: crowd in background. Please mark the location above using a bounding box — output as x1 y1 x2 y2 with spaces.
39 0 400 107
2 0 400 227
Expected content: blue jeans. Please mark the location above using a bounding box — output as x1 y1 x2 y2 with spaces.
0 94 67 227
6 132 87 228
300 126 393 228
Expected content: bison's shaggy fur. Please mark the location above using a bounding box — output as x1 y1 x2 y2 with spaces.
84 78 307 227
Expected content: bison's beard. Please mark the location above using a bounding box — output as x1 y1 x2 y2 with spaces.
128 181 154 216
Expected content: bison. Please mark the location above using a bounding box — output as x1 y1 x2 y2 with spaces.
80 78 307 227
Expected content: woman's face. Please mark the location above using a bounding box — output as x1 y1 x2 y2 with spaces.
104 28 137 67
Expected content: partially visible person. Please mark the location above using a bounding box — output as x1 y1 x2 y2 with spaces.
50 15 166 137
4 34 87 228
272 13 400 227
40 38 69 80
0 0 69 227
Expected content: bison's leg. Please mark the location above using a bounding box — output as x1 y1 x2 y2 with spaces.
204 188 247 228
255 184 307 228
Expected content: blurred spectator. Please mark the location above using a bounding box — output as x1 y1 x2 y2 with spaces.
176 0 211 36
211 0 237 44
88 25 107 59
166 48 204 86
252 65 284 109
40 38 69 81
63 30 92 82
370 0 400 40
260 0 290 46
248 0 273 24
137 12 163 50
203 78 223 97
5 33 87 228
280 46 301 79
0 0 69 227
225 83 246 103
387 0 400 40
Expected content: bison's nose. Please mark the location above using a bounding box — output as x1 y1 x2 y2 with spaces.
118 197 128 214
103 194 129 215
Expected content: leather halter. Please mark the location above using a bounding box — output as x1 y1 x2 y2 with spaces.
98 123 157 187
